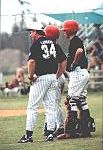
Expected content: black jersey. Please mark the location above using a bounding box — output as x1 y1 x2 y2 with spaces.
28 37 66 75
67 36 88 71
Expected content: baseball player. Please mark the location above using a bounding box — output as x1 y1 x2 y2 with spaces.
43 25 66 137
57 20 95 139
17 22 67 143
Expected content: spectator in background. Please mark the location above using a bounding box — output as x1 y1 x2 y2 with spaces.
93 24 103 41
4 67 29 96
84 24 103 44
98 37 103 49
16 67 25 85
5 67 25 89
5 75 19 89
96 38 103 70
88 42 103 71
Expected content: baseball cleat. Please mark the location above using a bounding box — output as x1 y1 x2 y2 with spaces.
17 135 33 143
45 134 54 142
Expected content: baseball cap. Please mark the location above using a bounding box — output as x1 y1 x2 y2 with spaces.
26 22 44 31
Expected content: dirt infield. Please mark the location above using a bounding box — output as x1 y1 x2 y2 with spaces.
0 109 44 117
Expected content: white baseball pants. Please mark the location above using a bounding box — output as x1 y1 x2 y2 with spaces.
26 74 58 132
67 67 89 111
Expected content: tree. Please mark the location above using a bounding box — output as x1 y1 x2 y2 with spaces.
12 23 19 33
0 33 10 49
17 0 31 31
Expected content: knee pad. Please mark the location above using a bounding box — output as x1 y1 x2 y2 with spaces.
65 117 80 136
65 111 79 134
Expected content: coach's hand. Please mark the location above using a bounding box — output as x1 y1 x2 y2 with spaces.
28 74 37 85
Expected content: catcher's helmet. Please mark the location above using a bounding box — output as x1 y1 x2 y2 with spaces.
44 25 60 39
62 20 79 33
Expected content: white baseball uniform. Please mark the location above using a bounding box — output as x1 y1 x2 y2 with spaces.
55 74 65 129
26 37 67 132
68 67 89 111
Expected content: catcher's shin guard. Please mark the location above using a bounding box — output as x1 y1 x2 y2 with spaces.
58 96 79 138
64 111 80 137
57 111 80 139
79 109 95 137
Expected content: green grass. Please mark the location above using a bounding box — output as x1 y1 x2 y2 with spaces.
0 92 103 150
0 95 28 110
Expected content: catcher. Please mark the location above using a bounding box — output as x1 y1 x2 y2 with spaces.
57 20 95 139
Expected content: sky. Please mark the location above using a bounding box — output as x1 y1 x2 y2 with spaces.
1 0 103 33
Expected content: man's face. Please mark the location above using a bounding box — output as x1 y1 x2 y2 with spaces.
29 30 37 41
63 30 71 38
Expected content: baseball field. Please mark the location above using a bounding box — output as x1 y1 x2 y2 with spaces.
0 91 102 150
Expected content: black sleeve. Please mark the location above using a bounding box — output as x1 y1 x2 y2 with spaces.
28 44 38 60
75 39 84 50
56 44 67 63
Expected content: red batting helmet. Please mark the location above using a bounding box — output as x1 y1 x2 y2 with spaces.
62 20 79 33
44 25 60 39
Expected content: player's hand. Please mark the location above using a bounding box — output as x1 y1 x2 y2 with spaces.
56 75 59 79
70 63 78 71
28 74 37 85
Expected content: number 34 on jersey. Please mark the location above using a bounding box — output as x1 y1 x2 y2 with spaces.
41 43 56 59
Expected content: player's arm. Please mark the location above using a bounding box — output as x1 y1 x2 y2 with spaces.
56 44 67 78
28 59 37 81
56 59 67 79
70 48 83 71
72 48 83 64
